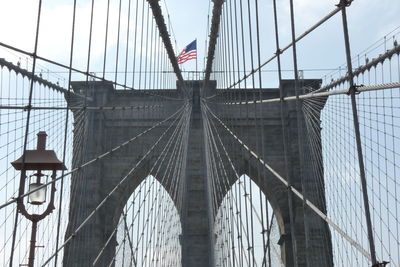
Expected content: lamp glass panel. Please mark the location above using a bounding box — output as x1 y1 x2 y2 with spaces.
28 183 46 205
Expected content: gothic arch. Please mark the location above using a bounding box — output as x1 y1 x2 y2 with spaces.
212 154 293 265
214 155 290 241
112 175 183 266
214 173 284 266
108 163 183 232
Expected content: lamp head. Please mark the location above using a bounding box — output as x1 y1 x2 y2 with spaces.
11 131 66 171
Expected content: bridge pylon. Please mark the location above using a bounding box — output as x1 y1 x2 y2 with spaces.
63 79 333 267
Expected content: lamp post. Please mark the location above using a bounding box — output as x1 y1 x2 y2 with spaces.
11 131 66 267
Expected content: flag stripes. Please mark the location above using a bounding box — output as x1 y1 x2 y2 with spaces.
177 40 197 64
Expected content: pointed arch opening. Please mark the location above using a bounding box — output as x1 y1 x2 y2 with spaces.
114 175 182 266
214 174 284 267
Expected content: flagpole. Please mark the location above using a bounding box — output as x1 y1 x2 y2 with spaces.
196 38 198 80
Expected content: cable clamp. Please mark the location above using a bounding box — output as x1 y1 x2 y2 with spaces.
287 184 293 191
355 84 364 94
261 229 270 235
275 49 282 55
336 0 352 8
347 84 363 95
372 261 390 267
23 104 32 111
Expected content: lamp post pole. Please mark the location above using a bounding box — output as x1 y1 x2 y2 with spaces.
11 132 66 267
28 220 38 267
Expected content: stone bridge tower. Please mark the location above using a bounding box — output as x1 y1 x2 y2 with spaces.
63 80 333 267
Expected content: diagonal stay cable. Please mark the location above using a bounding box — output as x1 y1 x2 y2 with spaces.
146 0 183 83
221 81 400 105
261 213 278 267
41 102 188 267
212 44 400 104
0 104 167 111
203 107 265 227
0 57 85 99
92 106 189 266
204 4 343 98
0 103 186 210
97 125 181 266
311 44 400 94
204 0 225 83
0 42 184 101
111 132 186 266
202 106 255 266
226 5 341 89
1 104 182 213
202 101 371 260
204 101 282 267
122 210 138 267
205 99 370 261
107 128 186 267
203 104 252 222
104 107 189 266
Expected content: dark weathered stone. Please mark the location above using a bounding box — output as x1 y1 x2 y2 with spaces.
63 79 333 267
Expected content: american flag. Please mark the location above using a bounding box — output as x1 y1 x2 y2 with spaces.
176 40 197 64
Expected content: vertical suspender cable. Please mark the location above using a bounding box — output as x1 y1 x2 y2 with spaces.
131 0 140 88
124 0 132 88
245 0 257 264
114 0 123 86
272 0 299 266
288 0 311 265
338 0 377 265
102 0 111 79
138 2 146 89
54 1 77 266
9 1 43 266
253 0 270 265
143 6 151 90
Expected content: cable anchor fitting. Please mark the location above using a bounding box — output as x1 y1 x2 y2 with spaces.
23 104 32 111
347 84 363 95
275 49 283 56
372 261 389 267
336 0 353 8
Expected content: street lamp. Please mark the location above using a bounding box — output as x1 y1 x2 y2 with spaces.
11 131 66 267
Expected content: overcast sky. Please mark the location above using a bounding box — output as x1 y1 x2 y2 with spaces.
0 0 398 84
0 1 398 265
